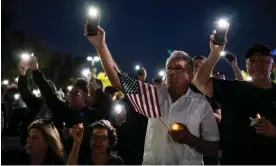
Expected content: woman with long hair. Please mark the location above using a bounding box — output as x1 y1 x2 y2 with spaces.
67 120 123 165
2 119 66 165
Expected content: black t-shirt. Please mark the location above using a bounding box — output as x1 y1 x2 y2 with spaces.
190 84 221 110
79 153 124 165
212 78 276 165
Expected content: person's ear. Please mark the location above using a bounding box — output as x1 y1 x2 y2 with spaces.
188 72 194 83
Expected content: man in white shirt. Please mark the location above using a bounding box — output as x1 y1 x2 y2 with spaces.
84 25 219 164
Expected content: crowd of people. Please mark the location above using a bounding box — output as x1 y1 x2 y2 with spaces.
1 24 276 165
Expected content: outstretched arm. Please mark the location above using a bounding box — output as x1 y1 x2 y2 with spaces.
194 31 227 97
28 56 66 111
18 61 42 113
85 25 122 90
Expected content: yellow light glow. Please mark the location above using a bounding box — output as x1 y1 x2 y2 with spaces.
256 113 261 119
171 123 181 130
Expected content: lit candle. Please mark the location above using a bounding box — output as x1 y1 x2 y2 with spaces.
171 123 181 130
249 113 261 126
256 113 261 119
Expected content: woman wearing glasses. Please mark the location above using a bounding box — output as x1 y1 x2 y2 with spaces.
67 120 124 165
2 119 66 165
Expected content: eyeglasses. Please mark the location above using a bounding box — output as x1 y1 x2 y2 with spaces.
166 69 187 74
92 134 108 141
69 91 87 97
246 59 272 66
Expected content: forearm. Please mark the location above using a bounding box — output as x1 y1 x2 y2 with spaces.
194 51 220 91
188 135 219 156
67 143 80 165
18 75 40 106
214 113 221 123
32 70 64 110
18 75 33 100
32 70 55 96
232 64 244 81
96 44 122 90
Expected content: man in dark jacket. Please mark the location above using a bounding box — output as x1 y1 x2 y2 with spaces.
26 56 104 129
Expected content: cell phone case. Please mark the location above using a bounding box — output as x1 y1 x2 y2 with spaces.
225 53 235 62
87 12 100 36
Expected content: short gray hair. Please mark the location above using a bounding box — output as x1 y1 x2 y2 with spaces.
165 50 194 73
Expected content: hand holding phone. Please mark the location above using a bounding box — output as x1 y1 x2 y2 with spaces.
213 19 229 46
225 52 235 62
87 7 100 36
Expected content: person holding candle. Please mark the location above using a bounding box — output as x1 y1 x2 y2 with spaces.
84 25 219 164
194 31 276 164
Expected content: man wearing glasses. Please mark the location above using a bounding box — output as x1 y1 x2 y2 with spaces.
84 25 219 164
194 31 276 165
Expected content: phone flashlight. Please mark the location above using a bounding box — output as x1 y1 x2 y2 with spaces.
87 6 100 36
213 19 229 46
14 94 20 100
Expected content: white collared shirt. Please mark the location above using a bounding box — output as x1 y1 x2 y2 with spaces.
143 88 219 165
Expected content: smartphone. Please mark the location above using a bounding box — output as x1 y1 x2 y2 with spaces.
87 7 100 36
225 52 235 62
213 20 229 46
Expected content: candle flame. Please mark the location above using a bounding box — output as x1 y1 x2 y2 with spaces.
171 123 180 130
256 113 261 119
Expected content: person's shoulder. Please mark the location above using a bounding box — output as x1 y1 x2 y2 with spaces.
190 84 202 94
188 88 205 100
213 78 253 92
213 77 249 85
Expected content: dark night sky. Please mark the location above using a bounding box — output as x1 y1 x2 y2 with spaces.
12 0 276 79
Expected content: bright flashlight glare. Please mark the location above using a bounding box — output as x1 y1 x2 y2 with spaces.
67 85 73 91
88 7 98 17
217 19 229 29
82 68 91 77
158 70 165 77
2 80 9 85
15 77 19 82
114 104 123 114
32 89 40 96
246 76 252 81
14 94 20 100
21 53 31 60
220 51 226 56
87 56 93 61
93 56 100 62
135 65 141 70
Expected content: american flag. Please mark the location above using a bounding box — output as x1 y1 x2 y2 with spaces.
117 71 161 118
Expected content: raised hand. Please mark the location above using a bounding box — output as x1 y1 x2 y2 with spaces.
18 61 28 76
226 55 238 66
71 123 84 145
29 56 39 71
84 24 105 49
210 30 227 55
